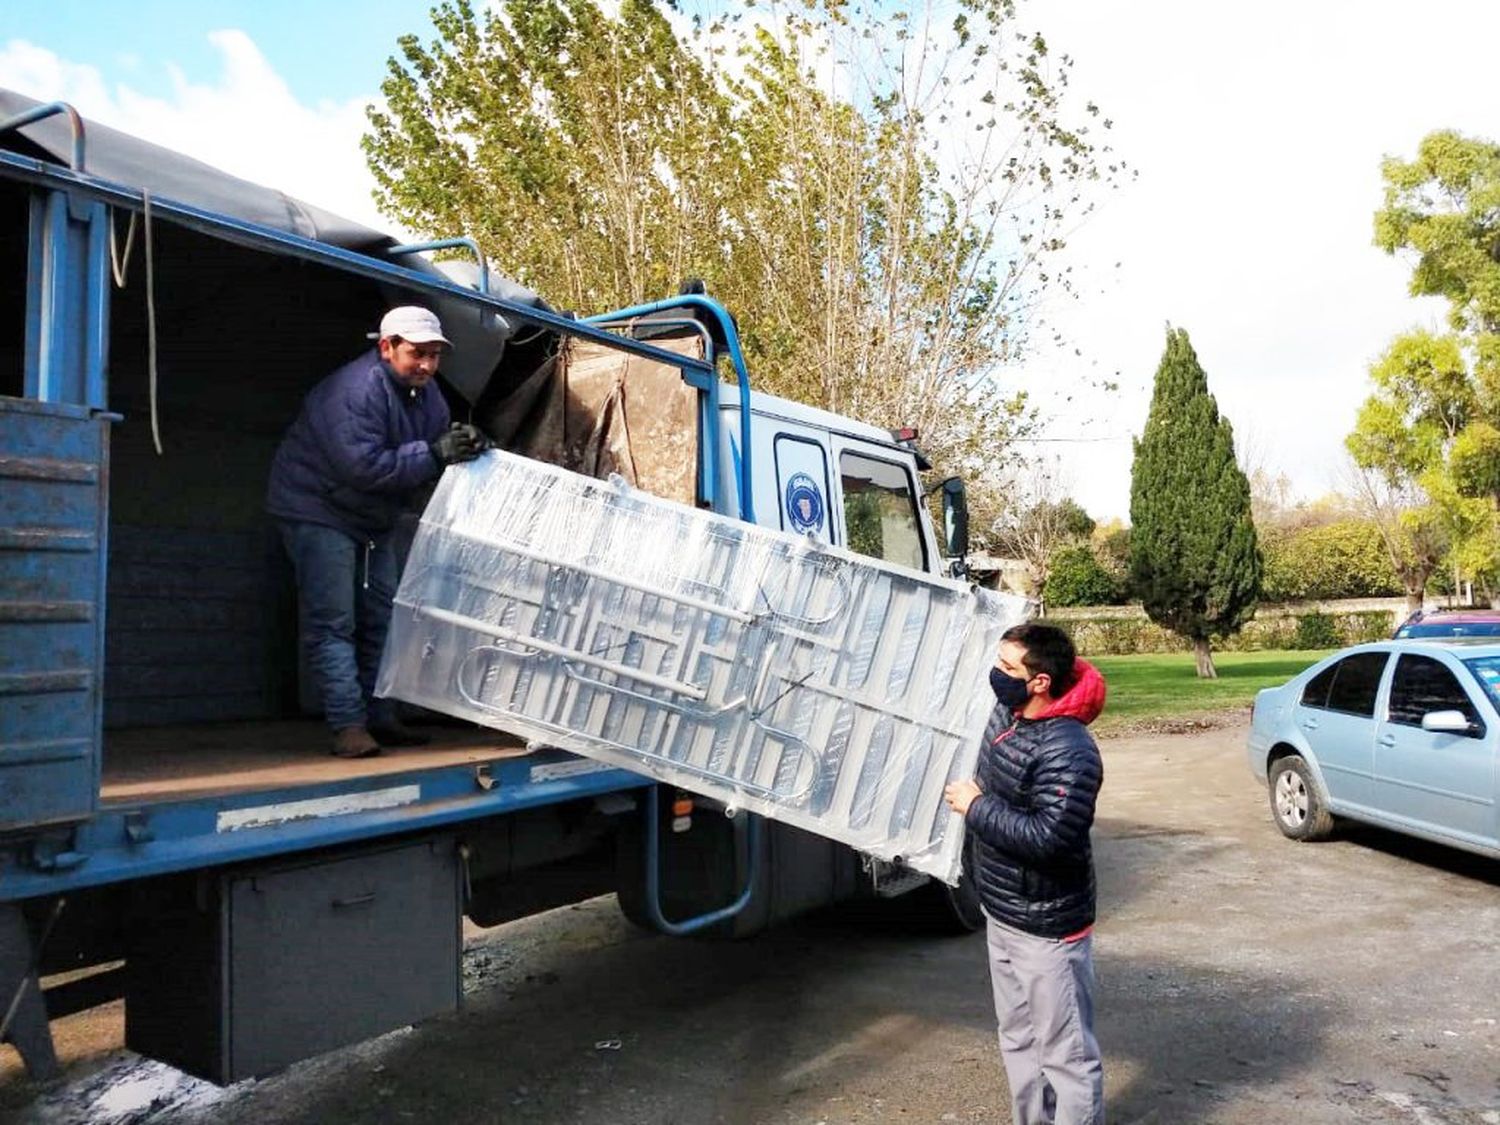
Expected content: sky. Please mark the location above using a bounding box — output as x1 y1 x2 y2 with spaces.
3 0 1497 521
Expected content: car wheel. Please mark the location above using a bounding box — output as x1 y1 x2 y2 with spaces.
1268 754 1335 842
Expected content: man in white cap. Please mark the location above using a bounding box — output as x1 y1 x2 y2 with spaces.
267 306 488 757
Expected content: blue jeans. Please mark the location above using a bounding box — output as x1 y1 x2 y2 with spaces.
278 521 399 731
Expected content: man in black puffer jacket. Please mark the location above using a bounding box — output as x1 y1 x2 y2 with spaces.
945 622 1106 1125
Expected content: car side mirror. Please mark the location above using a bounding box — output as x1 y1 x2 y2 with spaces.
1420 709 1475 734
939 476 969 574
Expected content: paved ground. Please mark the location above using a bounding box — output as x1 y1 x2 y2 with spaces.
3 720 1499 1124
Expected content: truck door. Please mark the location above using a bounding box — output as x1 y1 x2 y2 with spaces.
772 432 835 543
0 397 109 830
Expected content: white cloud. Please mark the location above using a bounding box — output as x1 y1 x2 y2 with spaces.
1014 0 1492 521
0 32 401 236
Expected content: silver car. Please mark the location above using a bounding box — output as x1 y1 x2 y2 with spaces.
1247 640 1500 859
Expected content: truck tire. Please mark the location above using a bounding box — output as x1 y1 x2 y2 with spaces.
1268 754 1335 842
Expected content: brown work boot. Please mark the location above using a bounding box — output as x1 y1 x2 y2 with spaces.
331 726 382 759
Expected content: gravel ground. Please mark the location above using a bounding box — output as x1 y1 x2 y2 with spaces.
3 719 1498 1124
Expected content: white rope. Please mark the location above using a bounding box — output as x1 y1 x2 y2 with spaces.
143 189 162 455
108 208 137 288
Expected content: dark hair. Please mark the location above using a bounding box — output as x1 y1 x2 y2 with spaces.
1002 622 1076 697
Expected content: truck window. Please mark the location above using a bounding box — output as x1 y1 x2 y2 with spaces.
839 450 925 571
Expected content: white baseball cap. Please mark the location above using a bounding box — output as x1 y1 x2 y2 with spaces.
377 306 452 347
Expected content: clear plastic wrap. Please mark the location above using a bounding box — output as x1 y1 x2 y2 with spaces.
376 450 1025 884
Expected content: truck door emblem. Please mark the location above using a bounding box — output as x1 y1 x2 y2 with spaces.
785 473 825 533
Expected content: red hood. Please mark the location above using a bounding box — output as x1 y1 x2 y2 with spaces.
1032 658 1106 725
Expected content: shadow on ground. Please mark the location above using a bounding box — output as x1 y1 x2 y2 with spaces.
11 884 1341 1125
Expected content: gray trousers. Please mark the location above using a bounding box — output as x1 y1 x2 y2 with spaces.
986 914 1104 1125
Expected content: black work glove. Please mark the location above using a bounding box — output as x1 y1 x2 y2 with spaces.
429 422 490 466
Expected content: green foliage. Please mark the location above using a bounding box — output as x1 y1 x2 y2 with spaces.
1043 545 1122 607
845 491 883 561
1259 519 1402 601
1052 499 1096 541
1047 608 1395 657
1097 525 1131 569
1291 613 1340 650
1449 420 1500 500
985 487 1100 593
1129 328 1262 645
1346 330 1469 485
365 0 737 311
1375 131 1500 339
1356 130 1500 602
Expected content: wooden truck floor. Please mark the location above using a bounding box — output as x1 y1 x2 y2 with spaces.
100 721 531 805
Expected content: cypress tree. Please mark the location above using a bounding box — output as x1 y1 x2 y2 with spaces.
1129 328 1261 678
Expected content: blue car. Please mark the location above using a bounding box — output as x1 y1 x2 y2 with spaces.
1247 640 1500 859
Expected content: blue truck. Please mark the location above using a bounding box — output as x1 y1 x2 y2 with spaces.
0 91 978 1084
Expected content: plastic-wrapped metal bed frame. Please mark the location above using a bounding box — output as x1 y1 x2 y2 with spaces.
377 450 1024 884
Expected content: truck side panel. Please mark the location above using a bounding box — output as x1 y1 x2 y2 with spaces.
0 396 107 831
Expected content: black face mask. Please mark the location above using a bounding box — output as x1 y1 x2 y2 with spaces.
990 667 1031 709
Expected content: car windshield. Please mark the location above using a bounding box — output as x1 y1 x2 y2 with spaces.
1398 621 1500 638
1462 655 1500 708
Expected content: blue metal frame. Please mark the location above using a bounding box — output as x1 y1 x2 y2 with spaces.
387 238 490 295
640 787 760 935
583 296 757 523
0 752 651 902
0 102 86 171
23 190 110 407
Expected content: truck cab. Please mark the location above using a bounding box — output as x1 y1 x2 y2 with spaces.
727 390 941 575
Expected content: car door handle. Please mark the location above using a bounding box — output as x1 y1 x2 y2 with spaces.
1300 718 1319 731
1378 734 1396 748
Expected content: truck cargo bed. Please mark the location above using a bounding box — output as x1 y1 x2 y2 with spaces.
101 721 530 805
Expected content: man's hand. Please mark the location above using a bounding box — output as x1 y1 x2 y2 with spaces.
944 779 982 817
429 423 490 466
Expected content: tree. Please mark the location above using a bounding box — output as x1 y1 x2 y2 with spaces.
980 456 1095 597
1093 521 1133 597
1129 328 1261 679
1375 131 1500 341
1344 331 1465 610
1259 519 1401 602
364 0 1123 483
1360 130 1500 604
1043 545 1120 607
1344 464 1448 613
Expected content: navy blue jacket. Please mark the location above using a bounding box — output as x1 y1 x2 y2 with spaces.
966 660 1106 938
267 348 450 538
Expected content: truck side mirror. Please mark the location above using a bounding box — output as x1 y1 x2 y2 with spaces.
940 476 969 571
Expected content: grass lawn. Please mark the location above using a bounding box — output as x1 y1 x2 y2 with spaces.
1088 649 1334 733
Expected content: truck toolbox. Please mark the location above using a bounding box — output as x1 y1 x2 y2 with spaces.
124 835 461 1083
